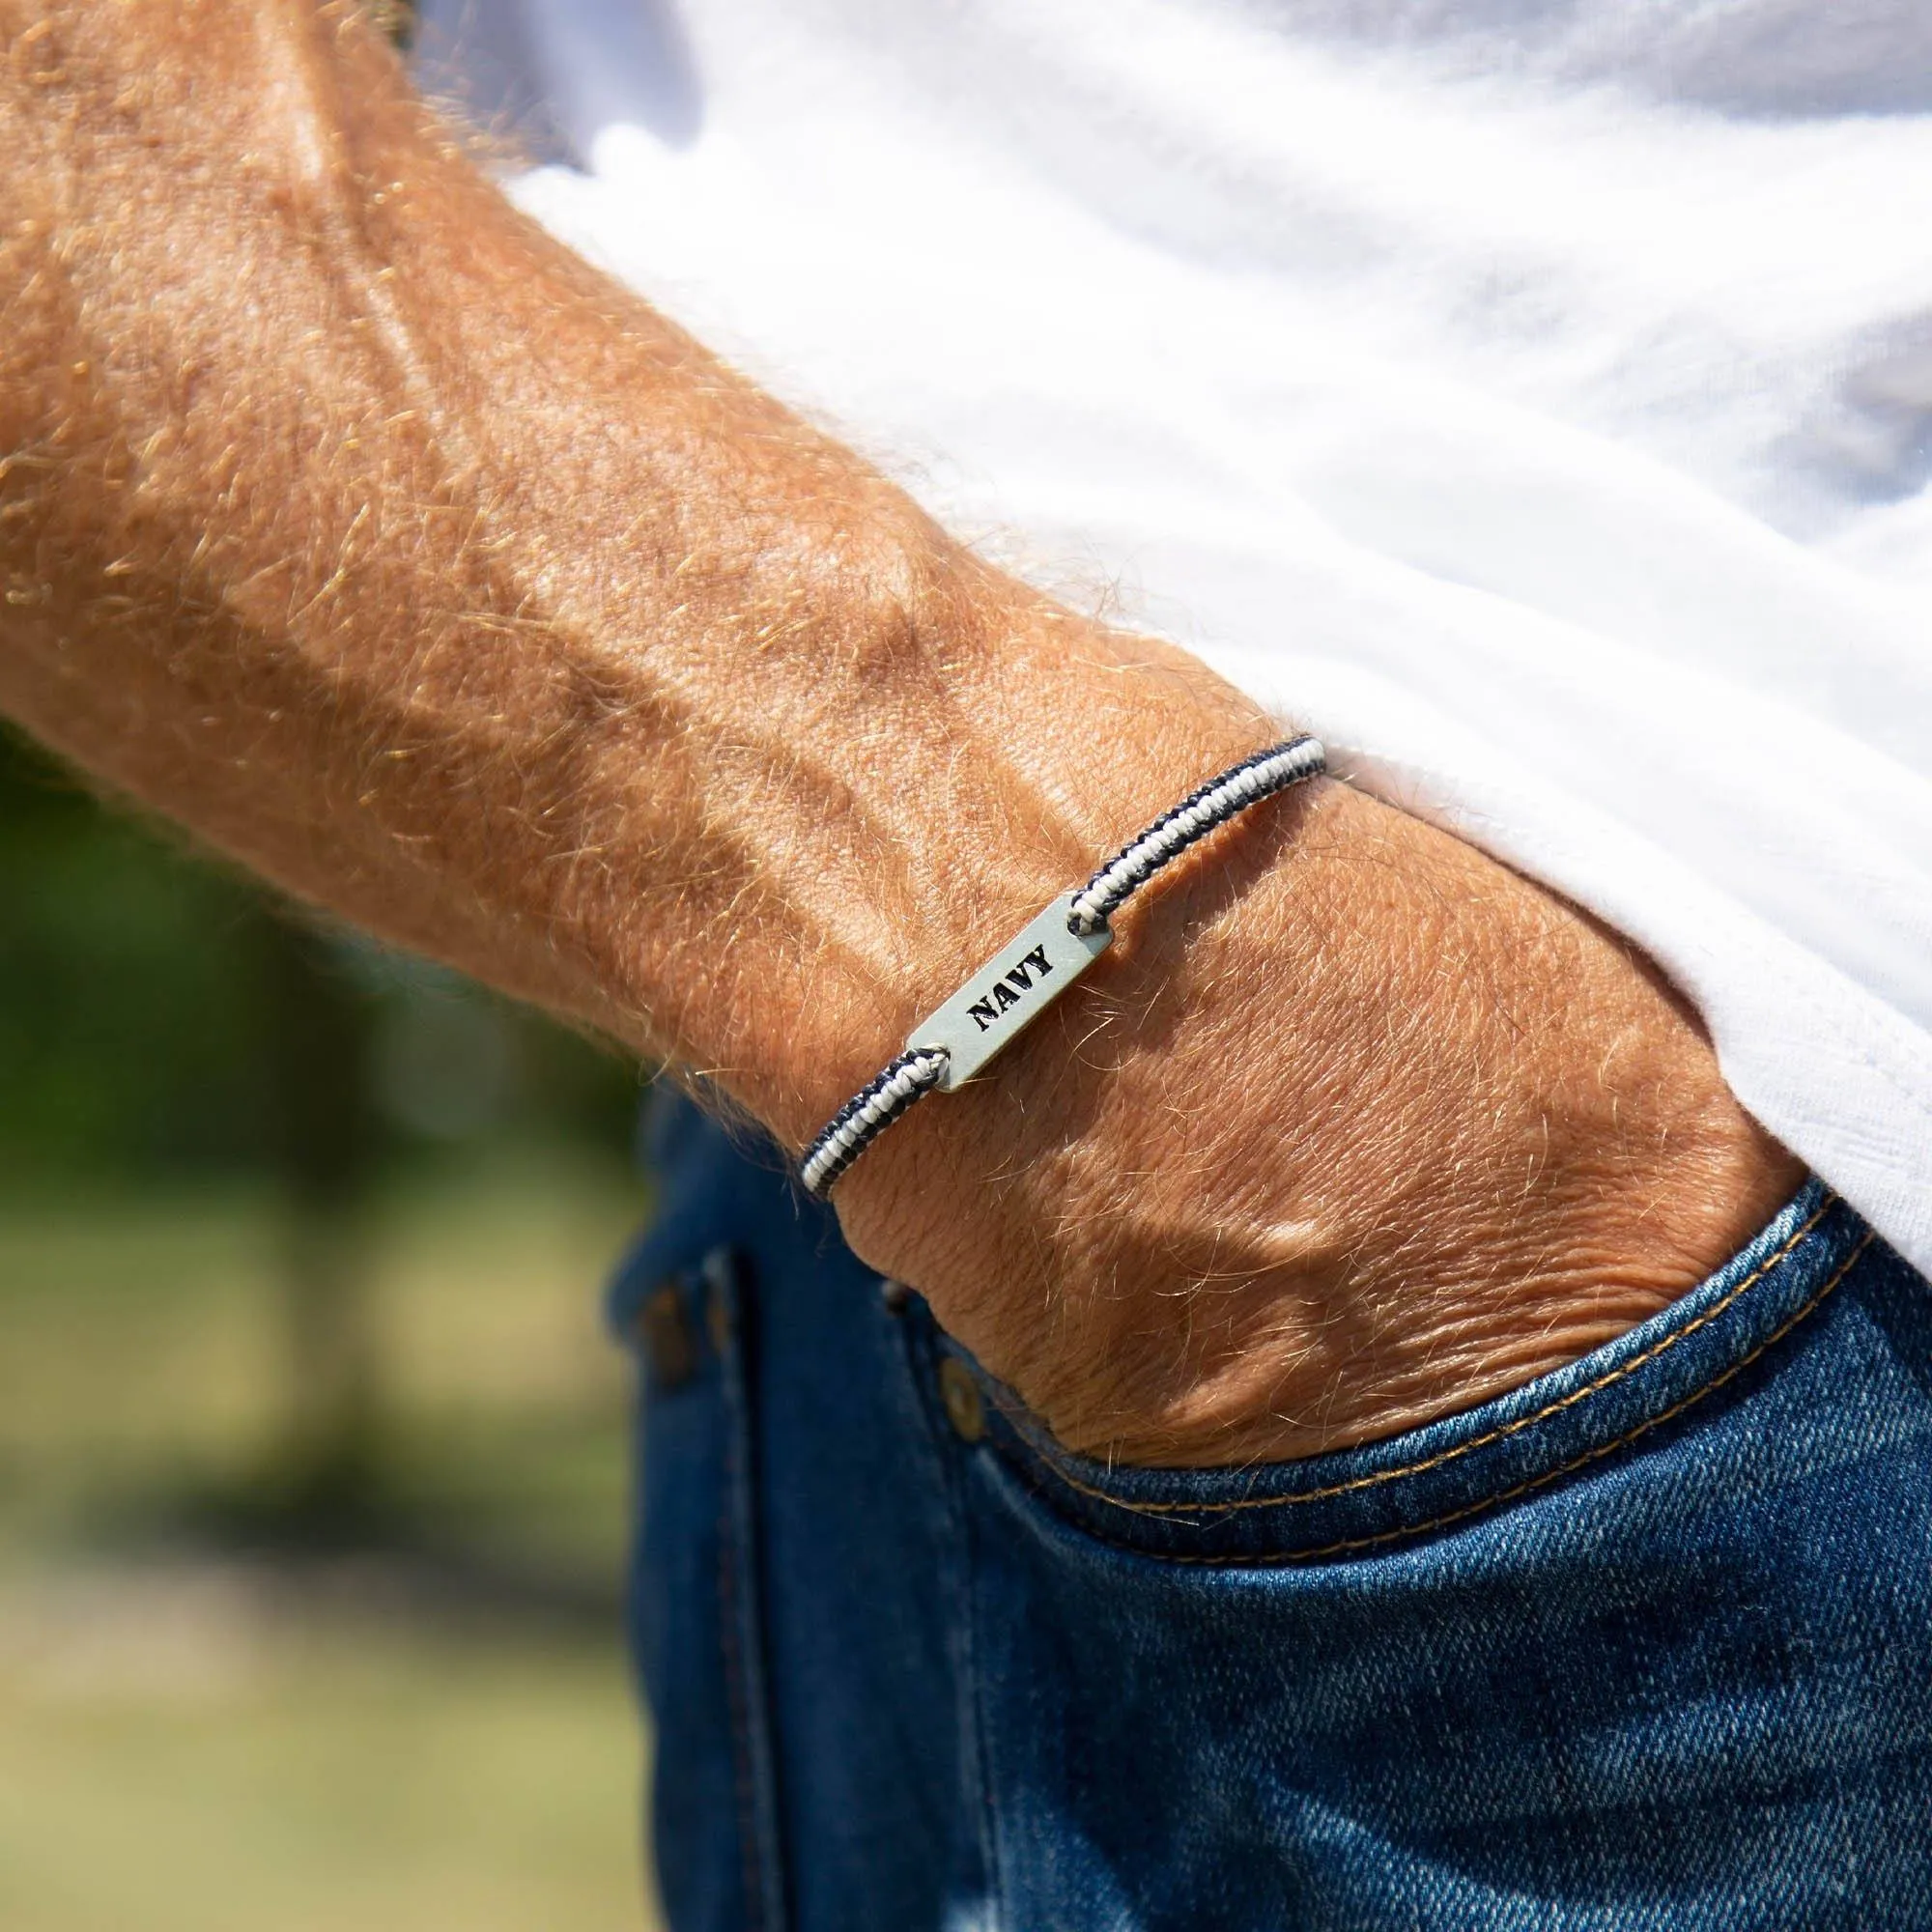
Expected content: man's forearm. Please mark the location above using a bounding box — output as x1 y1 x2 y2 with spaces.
2 1 1801 1464
0 0 1263 1139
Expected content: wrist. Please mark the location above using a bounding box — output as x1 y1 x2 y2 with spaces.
832 776 1802 1464
693 584 1279 1146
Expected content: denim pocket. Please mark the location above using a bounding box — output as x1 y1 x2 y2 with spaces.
949 1179 1874 1567
939 1182 1932 1929
618 1245 788 1932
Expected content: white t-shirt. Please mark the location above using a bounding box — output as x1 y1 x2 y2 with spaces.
418 0 1932 1274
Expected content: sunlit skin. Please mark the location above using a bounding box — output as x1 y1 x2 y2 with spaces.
0 1 1801 1464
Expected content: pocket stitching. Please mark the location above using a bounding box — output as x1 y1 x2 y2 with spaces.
1002 1197 1837 1521
1020 1228 1872 1568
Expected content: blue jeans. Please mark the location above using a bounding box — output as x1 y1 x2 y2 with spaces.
610 1097 1932 1929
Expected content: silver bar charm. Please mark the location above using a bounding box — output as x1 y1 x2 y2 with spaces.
906 894 1113 1091
798 738 1325 1196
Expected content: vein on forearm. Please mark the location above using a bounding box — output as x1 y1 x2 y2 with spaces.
2 2 1106 1134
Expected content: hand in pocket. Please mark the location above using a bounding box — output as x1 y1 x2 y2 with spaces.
835 781 1804 1467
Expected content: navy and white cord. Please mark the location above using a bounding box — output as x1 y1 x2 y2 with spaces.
1065 736 1328 938
797 1046 951 1199
799 734 1325 1199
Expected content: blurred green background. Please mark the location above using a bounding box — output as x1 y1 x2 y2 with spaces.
0 721 663 1930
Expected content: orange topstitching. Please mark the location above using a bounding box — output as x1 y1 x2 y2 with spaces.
1002 1197 1839 1520
1121 1229 1875 1566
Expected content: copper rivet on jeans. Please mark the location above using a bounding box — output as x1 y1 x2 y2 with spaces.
938 1357 985 1443
638 1283 696 1389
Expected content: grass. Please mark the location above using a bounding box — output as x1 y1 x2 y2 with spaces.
0 1151 663 1931
0 1586 650 1932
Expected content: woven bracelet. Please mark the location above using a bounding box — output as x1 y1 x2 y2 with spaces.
797 735 1326 1198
